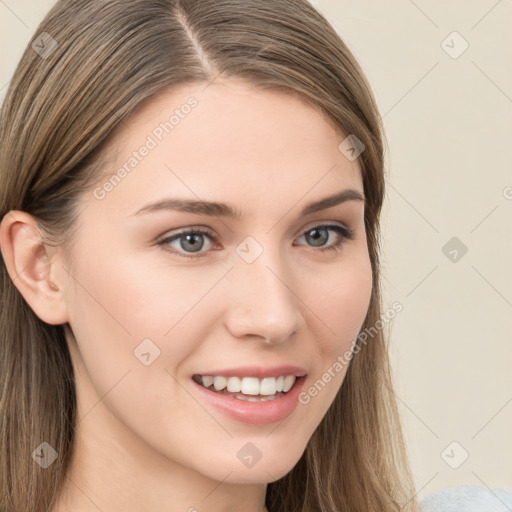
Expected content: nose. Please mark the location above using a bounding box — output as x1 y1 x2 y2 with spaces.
223 247 304 344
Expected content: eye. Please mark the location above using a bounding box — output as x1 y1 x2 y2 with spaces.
295 224 355 254
157 228 218 259
157 223 355 259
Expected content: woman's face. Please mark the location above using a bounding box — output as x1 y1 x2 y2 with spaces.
59 79 372 483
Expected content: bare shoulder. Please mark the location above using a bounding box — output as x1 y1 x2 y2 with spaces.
419 485 512 511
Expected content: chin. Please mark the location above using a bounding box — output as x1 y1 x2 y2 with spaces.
206 443 306 484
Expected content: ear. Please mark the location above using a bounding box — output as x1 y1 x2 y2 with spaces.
0 210 69 325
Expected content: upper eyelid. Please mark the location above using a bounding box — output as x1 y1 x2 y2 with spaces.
161 219 351 237
299 220 350 232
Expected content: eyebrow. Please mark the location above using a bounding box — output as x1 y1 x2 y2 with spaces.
133 188 365 218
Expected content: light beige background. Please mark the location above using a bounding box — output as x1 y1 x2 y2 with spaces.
1 0 511 500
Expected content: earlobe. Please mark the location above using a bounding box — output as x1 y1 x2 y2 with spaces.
0 210 69 325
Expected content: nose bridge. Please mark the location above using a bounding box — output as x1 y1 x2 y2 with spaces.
225 240 302 343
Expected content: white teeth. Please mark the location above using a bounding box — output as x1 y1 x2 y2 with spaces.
200 374 297 395
283 375 296 392
202 375 214 388
259 377 277 395
227 376 241 393
213 376 227 391
241 377 260 395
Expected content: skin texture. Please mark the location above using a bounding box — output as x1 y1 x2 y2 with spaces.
0 79 373 512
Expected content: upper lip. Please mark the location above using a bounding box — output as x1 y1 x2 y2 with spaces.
193 365 307 379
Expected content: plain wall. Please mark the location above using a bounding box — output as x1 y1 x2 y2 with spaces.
1 0 511 499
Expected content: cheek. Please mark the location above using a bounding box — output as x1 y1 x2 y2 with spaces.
63 252 217 447
292 254 372 432
63 248 231 391
67 245 219 337
311 251 373 354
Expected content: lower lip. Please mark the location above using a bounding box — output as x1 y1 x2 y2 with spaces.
191 376 306 425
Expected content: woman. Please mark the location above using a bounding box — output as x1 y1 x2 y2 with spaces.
0 0 449 510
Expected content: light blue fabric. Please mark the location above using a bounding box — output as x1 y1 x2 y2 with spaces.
419 485 512 512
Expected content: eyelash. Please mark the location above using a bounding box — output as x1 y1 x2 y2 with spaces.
157 224 355 260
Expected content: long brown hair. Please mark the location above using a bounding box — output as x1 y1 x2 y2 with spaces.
0 1 418 510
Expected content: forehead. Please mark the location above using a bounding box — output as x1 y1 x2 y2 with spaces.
86 79 363 218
